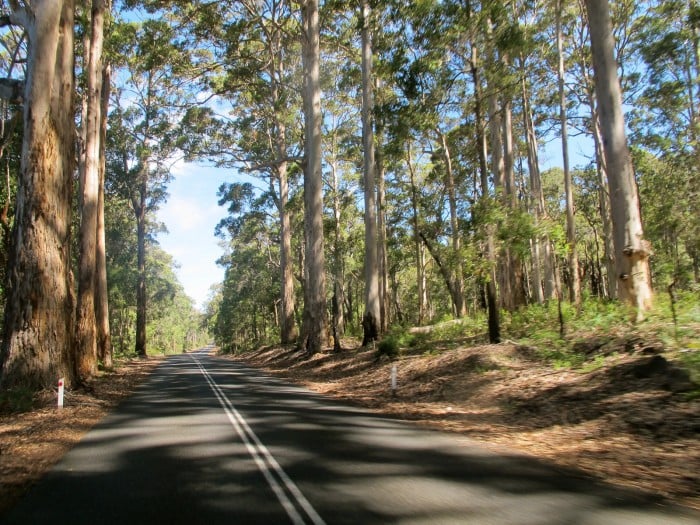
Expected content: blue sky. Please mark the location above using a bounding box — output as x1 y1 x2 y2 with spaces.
155 163 233 311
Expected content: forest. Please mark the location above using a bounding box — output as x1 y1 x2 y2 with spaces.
0 0 698 393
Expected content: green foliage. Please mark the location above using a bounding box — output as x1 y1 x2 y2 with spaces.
377 336 400 358
678 350 700 386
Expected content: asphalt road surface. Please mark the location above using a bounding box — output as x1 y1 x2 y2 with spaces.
3 347 699 524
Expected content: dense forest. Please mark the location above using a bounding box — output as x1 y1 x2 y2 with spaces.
0 0 697 391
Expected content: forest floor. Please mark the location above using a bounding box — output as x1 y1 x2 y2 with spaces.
231 333 700 511
0 357 164 517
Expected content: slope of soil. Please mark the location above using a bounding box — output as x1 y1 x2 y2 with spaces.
0 357 163 517
231 339 700 511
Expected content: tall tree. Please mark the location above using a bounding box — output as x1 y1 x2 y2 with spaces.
361 1 380 345
76 0 109 382
96 61 113 368
585 0 653 319
0 1 76 389
174 0 303 346
557 0 581 306
108 18 183 356
299 0 327 353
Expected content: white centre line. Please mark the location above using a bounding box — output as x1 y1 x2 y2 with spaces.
191 353 326 525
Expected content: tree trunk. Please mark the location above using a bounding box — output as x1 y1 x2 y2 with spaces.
406 144 427 325
557 0 581 307
591 102 616 299
521 63 545 304
585 0 653 319
501 81 526 310
578 21 616 299
0 1 76 390
438 130 466 317
134 181 148 357
330 158 345 349
299 0 326 353
361 1 380 346
76 0 107 382
268 28 297 345
470 44 500 343
376 124 389 332
96 62 113 368
278 159 297 344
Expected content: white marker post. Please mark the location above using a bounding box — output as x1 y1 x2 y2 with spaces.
57 378 65 409
391 364 397 395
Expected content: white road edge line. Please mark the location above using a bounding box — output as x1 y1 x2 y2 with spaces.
191 354 326 525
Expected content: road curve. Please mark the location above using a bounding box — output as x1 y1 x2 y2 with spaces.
3 347 698 525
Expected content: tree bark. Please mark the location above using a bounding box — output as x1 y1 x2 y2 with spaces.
329 157 345 350
438 130 466 317
267 18 298 345
520 62 545 304
585 0 653 319
299 0 326 353
134 177 148 357
76 0 107 382
0 1 76 390
96 62 113 368
406 144 427 325
470 44 500 343
376 124 389 332
361 1 380 346
501 77 526 310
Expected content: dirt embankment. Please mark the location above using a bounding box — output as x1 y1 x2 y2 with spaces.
231 339 700 511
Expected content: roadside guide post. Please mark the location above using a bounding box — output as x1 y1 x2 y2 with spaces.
58 378 64 409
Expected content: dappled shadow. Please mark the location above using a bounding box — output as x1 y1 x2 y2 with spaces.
4 352 698 524
503 355 699 440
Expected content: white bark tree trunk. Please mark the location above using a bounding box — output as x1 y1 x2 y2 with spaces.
300 0 326 353
361 1 380 345
585 0 653 319
557 0 581 306
76 0 107 382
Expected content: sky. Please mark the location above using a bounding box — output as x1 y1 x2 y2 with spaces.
155 163 234 311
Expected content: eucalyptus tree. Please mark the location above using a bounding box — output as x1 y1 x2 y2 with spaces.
630 0 700 284
106 17 185 356
555 0 581 306
585 0 653 319
75 0 111 381
145 246 206 354
165 0 305 346
318 22 364 347
299 0 326 353
213 192 280 350
0 1 77 389
360 0 381 344
379 0 471 320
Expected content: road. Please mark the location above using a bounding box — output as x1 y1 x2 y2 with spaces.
3 347 698 524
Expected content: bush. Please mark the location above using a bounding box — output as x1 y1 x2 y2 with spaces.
377 336 400 358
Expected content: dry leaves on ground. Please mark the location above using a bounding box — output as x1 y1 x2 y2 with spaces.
0 357 163 516
232 341 700 511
